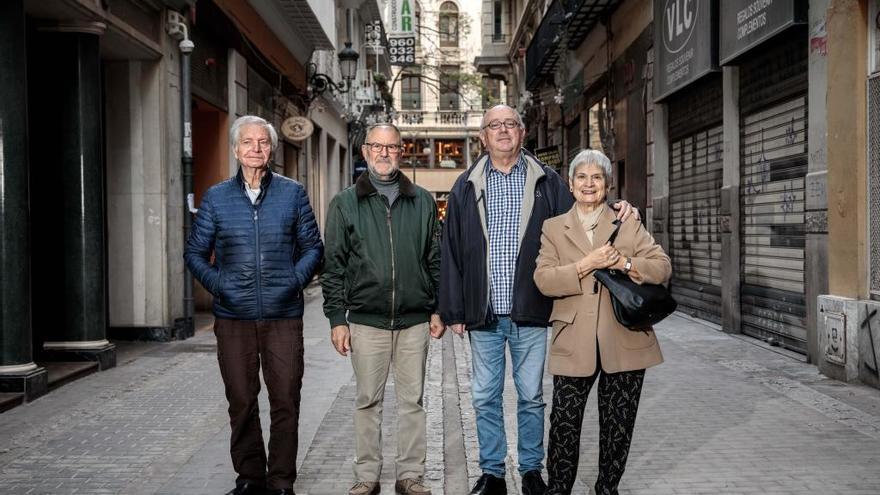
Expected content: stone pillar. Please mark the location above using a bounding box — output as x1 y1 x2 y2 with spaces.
0 0 48 400
721 66 742 335
805 0 831 363
826 0 868 298
818 0 868 382
105 61 180 341
31 22 115 369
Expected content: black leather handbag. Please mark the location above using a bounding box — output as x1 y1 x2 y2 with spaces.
593 220 676 330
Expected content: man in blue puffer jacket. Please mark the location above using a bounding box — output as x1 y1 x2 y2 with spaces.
185 115 323 495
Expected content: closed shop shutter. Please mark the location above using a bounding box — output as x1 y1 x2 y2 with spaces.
667 75 724 324
739 28 808 352
869 74 880 298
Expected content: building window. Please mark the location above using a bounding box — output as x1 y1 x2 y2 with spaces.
482 77 501 109
440 65 460 110
401 75 421 110
439 2 459 48
403 138 431 168
493 1 503 42
436 138 466 168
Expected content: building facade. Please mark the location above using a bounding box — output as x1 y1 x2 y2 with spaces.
0 0 390 408
388 0 485 215
477 0 880 388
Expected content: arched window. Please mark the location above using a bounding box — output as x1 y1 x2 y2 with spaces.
439 2 459 48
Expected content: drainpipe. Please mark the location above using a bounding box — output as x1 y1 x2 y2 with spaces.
168 11 195 338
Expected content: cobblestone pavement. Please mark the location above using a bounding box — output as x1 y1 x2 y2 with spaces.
1 293 880 494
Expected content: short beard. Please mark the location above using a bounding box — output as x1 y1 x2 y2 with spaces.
367 162 399 181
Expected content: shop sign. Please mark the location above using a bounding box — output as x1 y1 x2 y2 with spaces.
353 158 368 182
281 116 314 141
534 145 562 170
654 0 718 101
719 0 806 64
387 0 416 66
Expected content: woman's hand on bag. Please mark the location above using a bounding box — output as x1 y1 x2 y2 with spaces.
577 243 621 276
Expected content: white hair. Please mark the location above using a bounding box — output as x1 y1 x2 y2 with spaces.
230 115 279 152
480 104 524 129
568 149 612 183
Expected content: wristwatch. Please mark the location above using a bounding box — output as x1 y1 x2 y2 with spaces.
622 257 632 274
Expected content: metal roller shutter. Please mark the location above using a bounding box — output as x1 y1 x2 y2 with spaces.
739 29 808 352
667 76 724 324
870 75 880 299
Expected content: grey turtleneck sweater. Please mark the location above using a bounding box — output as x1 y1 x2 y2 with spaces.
369 169 400 206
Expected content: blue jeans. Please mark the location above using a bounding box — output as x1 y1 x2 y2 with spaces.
469 317 547 477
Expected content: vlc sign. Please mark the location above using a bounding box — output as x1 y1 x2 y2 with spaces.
663 0 699 54
654 0 717 101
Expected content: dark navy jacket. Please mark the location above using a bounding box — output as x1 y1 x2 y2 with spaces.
184 169 323 320
439 151 574 330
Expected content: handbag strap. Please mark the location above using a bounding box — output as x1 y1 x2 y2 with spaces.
605 219 623 246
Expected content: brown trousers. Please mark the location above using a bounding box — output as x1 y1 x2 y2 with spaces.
214 318 305 490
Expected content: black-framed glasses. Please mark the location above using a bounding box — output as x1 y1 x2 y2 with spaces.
482 119 520 130
364 142 403 153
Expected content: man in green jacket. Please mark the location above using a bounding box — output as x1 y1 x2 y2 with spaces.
322 123 444 495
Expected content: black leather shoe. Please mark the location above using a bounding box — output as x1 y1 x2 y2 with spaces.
469 473 507 495
226 482 266 495
267 489 295 495
521 470 547 495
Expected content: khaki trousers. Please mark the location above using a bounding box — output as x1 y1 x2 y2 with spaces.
350 322 430 481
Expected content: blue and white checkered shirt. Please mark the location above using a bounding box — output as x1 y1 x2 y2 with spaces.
485 154 526 315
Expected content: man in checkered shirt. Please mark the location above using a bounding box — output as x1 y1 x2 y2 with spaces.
439 105 636 495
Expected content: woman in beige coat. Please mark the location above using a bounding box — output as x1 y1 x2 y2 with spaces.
534 149 671 495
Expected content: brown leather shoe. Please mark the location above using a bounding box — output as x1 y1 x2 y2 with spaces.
395 478 432 495
349 481 380 495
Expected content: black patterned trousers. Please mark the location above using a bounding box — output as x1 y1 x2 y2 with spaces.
546 365 645 495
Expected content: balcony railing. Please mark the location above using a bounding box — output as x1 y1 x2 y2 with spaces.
525 0 566 90
439 111 468 125
395 110 482 128
399 111 425 125
525 0 621 90
563 0 622 50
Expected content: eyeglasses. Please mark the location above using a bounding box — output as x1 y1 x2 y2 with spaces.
364 142 402 154
482 119 520 131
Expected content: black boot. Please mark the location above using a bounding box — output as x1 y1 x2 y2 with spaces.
521 470 547 495
226 481 266 495
469 473 507 495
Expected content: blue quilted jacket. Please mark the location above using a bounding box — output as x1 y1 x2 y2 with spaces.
184 169 323 320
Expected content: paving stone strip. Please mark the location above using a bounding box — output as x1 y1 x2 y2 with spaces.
297 334 445 494
424 336 445 491
0 349 228 494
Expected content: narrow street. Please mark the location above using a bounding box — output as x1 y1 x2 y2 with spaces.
1 291 879 495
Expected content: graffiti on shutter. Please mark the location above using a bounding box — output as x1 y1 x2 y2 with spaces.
740 95 808 352
669 125 724 323
667 75 723 324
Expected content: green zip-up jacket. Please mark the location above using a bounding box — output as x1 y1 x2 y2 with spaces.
321 171 441 330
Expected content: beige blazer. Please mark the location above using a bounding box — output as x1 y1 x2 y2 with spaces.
534 205 671 376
